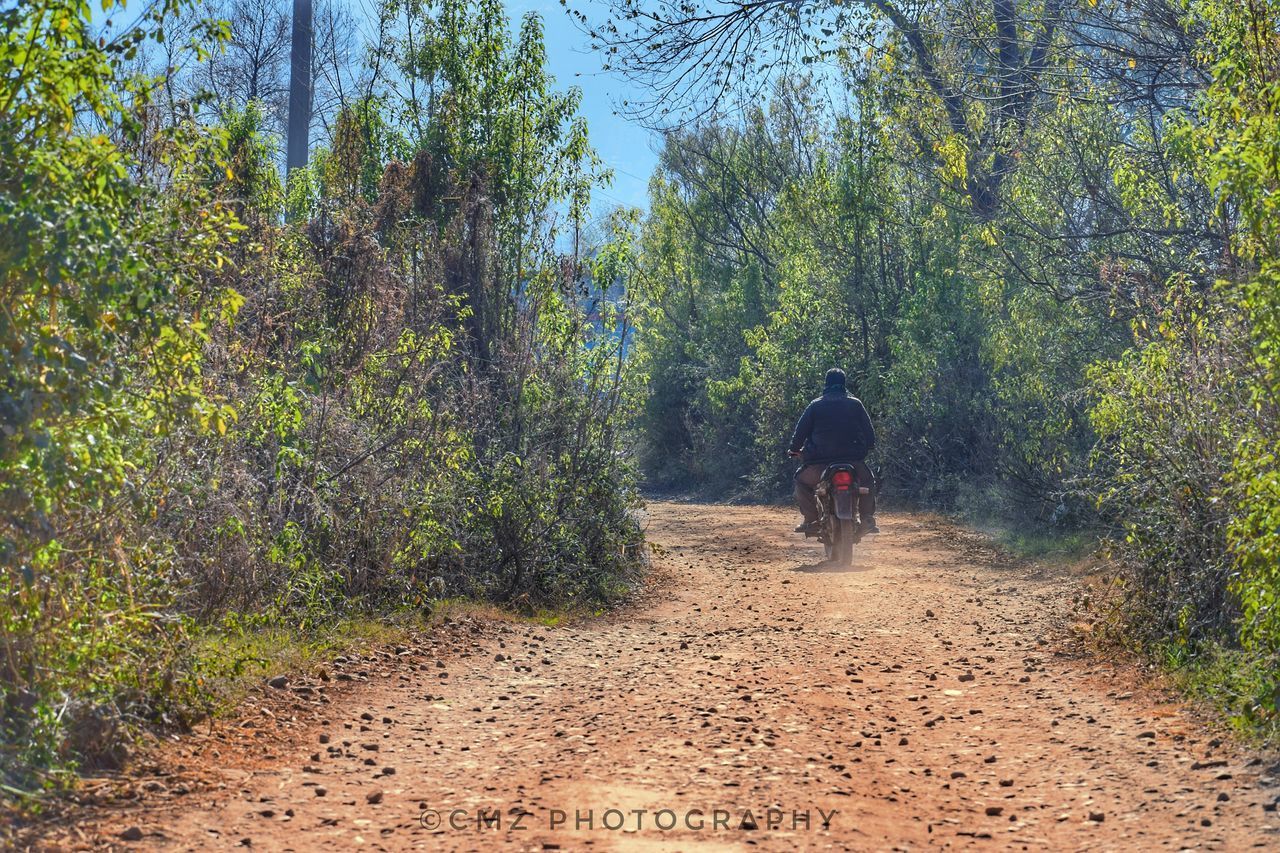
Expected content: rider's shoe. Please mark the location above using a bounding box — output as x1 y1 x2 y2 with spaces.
861 517 881 535
795 520 821 535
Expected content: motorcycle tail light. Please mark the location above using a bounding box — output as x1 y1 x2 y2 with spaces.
831 470 854 488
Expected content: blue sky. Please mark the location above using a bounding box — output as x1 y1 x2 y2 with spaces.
509 0 659 212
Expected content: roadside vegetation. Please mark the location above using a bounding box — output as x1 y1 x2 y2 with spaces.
1 0 640 793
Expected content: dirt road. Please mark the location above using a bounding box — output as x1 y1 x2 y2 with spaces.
54 503 1280 849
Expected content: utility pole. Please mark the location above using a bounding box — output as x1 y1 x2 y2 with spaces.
286 0 313 176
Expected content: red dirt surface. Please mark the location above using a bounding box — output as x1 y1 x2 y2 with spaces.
25 503 1280 849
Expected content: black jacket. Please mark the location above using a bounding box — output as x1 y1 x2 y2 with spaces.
788 388 876 464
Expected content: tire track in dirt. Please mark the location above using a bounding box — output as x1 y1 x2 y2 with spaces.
47 503 1280 850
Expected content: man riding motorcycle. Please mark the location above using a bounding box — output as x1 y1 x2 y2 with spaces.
787 368 879 536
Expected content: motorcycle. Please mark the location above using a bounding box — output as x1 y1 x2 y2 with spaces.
807 462 872 566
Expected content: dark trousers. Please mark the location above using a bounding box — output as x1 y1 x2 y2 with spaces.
794 461 876 524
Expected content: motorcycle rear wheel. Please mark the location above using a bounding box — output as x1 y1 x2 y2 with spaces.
832 517 855 566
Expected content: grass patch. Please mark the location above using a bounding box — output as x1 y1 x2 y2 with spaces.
949 505 1098 563
943 481 1100 563
983 526 1097 562
192 597 595 718
191 612 427 715
1157 640 1280 746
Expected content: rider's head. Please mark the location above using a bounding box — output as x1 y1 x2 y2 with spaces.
824 368 846 391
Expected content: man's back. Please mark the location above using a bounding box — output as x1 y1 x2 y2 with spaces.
789 391 876 465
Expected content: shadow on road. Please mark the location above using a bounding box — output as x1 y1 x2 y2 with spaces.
791 560 873 574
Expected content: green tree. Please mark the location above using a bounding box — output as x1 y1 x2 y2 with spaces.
1 0 238 785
